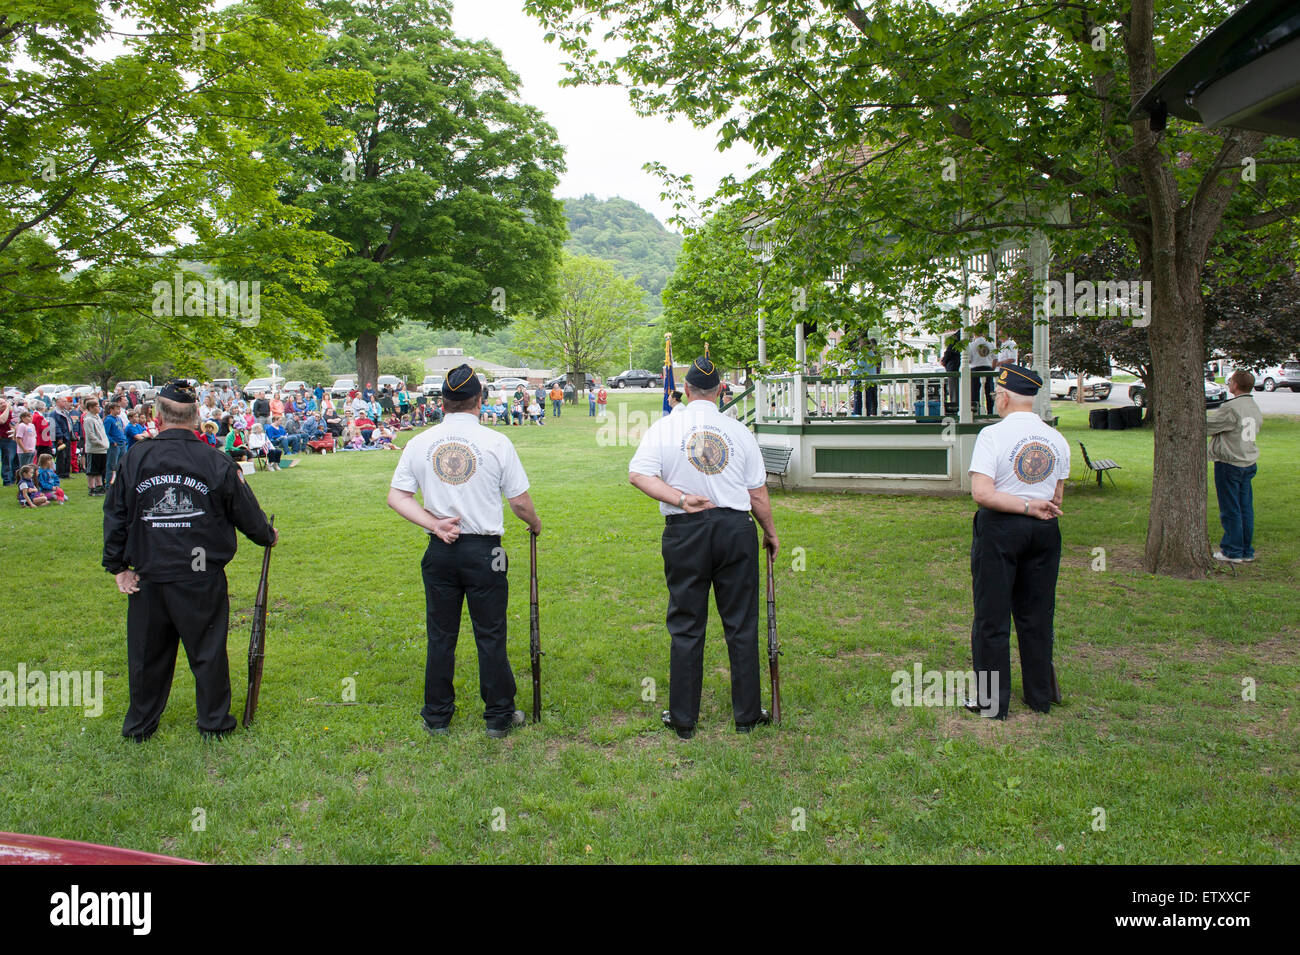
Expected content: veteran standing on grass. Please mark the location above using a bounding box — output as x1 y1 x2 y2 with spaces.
102 380 278 742
629 353 778 739
1206 369 1263 564
966 364 1069 720
387 364 542 739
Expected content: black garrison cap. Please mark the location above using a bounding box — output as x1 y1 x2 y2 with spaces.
443 363 482 399
995 363 1043 395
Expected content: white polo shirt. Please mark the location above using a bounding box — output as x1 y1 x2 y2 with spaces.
968 337 995 369
390 412 529 535
629 399 766 516
969 411 1071 501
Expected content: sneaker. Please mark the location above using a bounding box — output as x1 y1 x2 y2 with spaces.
1240 554 1256 563
485 710 526 739
661 710 695 740
1212 551 1245 563
421 720 450 737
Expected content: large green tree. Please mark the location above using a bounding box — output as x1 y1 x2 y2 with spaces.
1 0 368 373
528 0 1299 578
277 0 567 390
513 253 647 384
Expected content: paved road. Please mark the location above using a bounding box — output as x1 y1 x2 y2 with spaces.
1060 382 1300 415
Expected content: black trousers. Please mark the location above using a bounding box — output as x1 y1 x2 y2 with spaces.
420 534 516 728
55 441 71 477
123 572 236 737
661 508 762 728
970 509 1060 718
971 374 994 414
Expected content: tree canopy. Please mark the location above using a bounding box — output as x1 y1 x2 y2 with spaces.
526 0 1300 577
276 0 568 389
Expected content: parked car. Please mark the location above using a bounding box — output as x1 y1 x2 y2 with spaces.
544 373 597 390
1251 361 1300 392
26 383 72 403
113 380 151 397
376 374 403 391
71 385 97 398
608 369 662 389
278 379 307 396
419 375 443 397
1130 379 1227 409
490 377 530 391
330 377 357 398
242 376 285 400
1048 369 1112 401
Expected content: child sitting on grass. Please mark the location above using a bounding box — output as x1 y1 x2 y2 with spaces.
372 423 397 449
36 453 67 503
17 464 50 507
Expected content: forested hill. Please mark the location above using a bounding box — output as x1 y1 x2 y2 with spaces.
563 194 683 317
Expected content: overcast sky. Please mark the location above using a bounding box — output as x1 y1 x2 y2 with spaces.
451 0 758 232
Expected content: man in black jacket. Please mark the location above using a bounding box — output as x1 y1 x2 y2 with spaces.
103 380 278 741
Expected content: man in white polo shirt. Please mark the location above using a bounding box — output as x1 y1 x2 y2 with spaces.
629 352 779 739
968 328 996 415
967 363 1069 720
387 364 542 739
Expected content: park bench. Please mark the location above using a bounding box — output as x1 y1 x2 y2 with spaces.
760 444 793 489
1078 442 1120 488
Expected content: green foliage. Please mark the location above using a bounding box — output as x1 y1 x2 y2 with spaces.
284 359 336 386
514 253 647 375
378 356 424 389
563 194 683 318
0 0 371 374
277 0 567 383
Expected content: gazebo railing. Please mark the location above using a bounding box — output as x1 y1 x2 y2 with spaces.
757 371 998 422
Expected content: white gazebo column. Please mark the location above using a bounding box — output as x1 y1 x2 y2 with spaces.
793 321 806 425
756 303 766 425
1029 231 1053 421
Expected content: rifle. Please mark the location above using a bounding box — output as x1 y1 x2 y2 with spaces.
529 531 542 723
241 515 275 728
765 545 782 725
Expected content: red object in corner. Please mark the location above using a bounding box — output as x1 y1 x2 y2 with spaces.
0 832 201 865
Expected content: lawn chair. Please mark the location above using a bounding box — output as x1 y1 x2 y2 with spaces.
1078 442 1120 488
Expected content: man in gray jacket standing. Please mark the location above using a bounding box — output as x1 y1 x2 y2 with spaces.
1207 370 1264 563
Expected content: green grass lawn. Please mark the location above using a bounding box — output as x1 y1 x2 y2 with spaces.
1 397 1295 863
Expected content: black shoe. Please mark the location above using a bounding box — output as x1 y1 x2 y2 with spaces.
735 709 772 733
963 699 1005 720
422 720 450 737
485 710 526 739
123 730 154 743
661 710 694 740
199 728 234 741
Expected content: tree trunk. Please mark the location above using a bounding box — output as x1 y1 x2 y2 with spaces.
1143 272 1212 578
355 332 379 393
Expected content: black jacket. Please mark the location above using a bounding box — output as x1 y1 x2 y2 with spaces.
102 429 274 581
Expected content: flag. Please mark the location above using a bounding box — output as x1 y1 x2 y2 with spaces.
662 334 675 416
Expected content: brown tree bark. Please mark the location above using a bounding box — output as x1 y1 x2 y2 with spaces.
355 332 379 393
